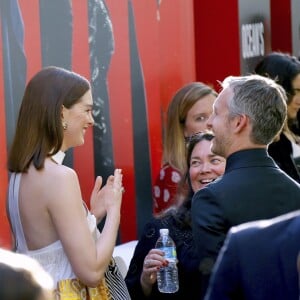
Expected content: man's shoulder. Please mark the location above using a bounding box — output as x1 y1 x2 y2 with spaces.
220 156 300 189
230 210 300 237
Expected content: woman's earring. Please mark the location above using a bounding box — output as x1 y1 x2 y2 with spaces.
62 122 68 130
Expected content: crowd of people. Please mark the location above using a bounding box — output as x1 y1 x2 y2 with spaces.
3 51 300 300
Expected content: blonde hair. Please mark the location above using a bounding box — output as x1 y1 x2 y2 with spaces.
163 82 217 173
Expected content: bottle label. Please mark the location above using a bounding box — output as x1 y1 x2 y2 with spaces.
160 246 177 262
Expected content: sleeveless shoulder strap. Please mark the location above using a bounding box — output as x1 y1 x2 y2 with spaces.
8 173 28 252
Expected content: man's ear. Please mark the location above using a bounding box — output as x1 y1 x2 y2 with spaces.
232 114 248 134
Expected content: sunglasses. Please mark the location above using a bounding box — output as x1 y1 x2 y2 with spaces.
185 131 214 148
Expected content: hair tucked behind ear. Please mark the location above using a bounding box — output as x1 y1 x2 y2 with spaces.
8 66 90 173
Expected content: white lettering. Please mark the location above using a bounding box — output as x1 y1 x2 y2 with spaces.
241 22 265 59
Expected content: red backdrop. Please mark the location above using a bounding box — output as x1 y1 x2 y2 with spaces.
0 0 295 248
0 0 195 247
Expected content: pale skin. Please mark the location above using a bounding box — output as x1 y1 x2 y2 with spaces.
207 87 265 159
183 94 216 137
189 140 225 191
140 138 225 296
287 74 300 120
18 89 123 287
279 74 300 144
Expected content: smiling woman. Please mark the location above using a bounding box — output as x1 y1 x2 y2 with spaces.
61 90 94 150
188 133 225 191
7 66 130 299
125 131 226 300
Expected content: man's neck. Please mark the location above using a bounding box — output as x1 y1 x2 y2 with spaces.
225 143 266 159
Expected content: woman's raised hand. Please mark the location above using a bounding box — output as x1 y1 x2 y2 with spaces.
90 169 124 220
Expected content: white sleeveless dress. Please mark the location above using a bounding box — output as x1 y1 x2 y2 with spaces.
8 172 131 299
7 172 99 284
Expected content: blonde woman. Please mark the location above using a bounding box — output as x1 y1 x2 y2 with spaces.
153 82 217 215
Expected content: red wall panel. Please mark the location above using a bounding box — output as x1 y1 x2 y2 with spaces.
106 1 137 241
194 1 240 89
131 0 162 186
72 1 95 205
270 0 292 53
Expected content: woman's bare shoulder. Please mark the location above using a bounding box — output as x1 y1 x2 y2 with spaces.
38 161 82 204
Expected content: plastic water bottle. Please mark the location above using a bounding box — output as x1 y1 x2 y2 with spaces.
155 228 179 293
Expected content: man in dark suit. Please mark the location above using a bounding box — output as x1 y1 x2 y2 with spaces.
205 210 300 300
191 74 300 298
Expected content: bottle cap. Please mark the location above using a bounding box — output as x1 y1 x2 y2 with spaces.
159 228 169 235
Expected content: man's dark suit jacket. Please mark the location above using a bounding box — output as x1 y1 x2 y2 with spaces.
205 210 300 300
191 148 300 298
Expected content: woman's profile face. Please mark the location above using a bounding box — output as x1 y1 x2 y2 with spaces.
288 73 300 119
183 94 216 137
189 139 225 192
61 89 94 151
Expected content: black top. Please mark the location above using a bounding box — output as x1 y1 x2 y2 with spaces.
192 148 300 299
268 132 300 182
125 199 202 300
206 211 300 300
